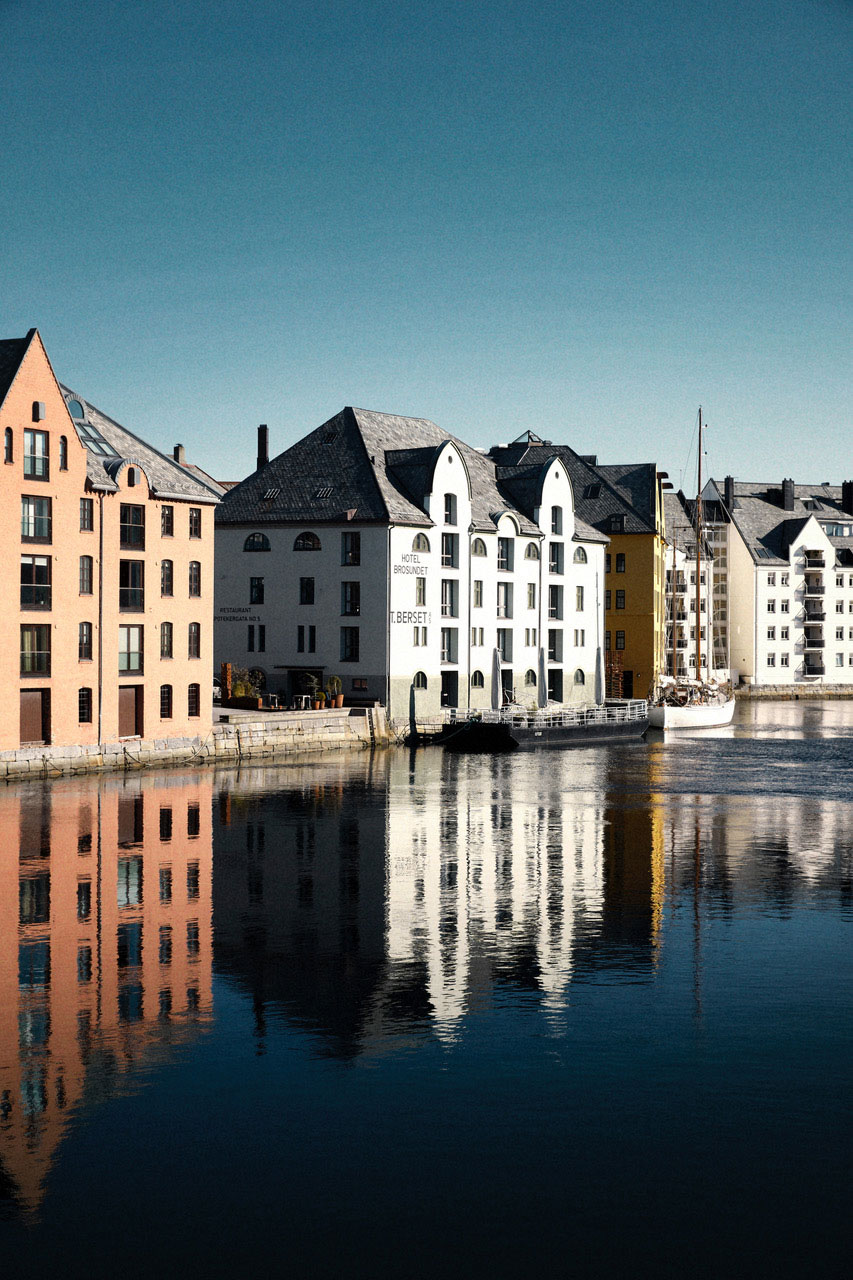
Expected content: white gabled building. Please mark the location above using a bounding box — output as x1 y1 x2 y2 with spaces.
214 408 608 724
661 490 725 682
703 477 853 687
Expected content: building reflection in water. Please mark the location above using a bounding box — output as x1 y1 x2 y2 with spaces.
0 774 213 1215
212 745 666 1055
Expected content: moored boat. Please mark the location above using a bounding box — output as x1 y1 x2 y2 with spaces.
440 699 649 752
648 682 734 729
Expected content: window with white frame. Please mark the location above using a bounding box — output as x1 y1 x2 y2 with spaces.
497 582 513 618
473 580 483 608
527 583 536 609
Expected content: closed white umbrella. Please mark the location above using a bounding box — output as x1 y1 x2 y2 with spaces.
491 647 502 710
537 647 548 708
594 646 604 705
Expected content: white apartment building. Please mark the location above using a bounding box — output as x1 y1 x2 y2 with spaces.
661 490 723 681
703 477 853 686
214 409 608 723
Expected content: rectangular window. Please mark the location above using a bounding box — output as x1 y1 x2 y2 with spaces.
781 573 789 586
767 627 776 640
120 504 145 549
188 622 201 659
258 626 265 652
615 553 626 573
767 653 776 667
496 582 512 619
615 590 625 610
576 585 584 611
416 576 427 606
547 629 562 662
341 581 361 616
605 630 611 651
527 583 536 610
525 627 537 646
767 573 776 586
161 559 173 596
79 555 94 595
551 506 562 535
549 542 563 574
189 508 202 539
606 589 612 610
441 532 459 568
352 677 368 691
781 627 789 641
497 537 513 572
767 599 776 612
413 625 428 646
160 622 173 658
548 584 563 619
189 562 202 597
497 628 512 662
297 625 304 653
473 580 483 609
188 684 201 716
118 625 143 674
781 599 789 613
78 688 92 724
249 575 263 604
574 629 585 647
119 560 144 611
837 601 844 614
340 626 359 662
20 555 51 609
299 577 315 605
836 626 844 641
80 498 94 531
615 630 625 651
161 505 174 536
21 495 51 542
248 624 255 652
444 494 457 525
308 625 316 652
79 621 93 661
441 627 457 662
780 653 789 668
21 624 51 674
341 531 360 565
23 429 49 480
471 626 484 646
605 554 611 573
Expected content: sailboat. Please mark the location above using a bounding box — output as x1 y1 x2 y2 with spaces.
649 409 735 730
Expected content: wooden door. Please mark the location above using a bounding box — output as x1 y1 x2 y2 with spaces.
119 686 138 737
20 690 49 745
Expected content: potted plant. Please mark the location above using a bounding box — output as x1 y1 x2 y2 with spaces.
326 675 344 708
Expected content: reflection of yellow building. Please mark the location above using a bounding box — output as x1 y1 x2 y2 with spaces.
0 775 213 1212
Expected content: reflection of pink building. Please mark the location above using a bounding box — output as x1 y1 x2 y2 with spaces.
0 775 213 1212
0 329 219 753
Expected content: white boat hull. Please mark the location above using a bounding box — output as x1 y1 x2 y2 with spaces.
648 697 735 729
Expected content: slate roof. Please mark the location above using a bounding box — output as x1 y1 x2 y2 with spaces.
489 438 658 537
0 331 34 405
708 479 853 565
59 385 221 504
216 407 542 535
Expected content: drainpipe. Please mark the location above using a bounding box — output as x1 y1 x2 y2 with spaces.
97 493 104 745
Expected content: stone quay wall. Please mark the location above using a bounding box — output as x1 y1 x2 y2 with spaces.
734 684 853 700
0 707 392 781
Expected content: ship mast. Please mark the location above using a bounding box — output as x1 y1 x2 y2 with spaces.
696 408 703 682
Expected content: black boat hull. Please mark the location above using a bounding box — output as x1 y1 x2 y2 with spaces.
442 715 649 752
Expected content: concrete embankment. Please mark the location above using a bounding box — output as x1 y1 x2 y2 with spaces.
734 684 853 700
0 706 393 781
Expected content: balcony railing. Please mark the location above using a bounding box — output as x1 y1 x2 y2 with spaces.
803 638 825 650
803 554 825 567
804 609 826 621
804 580 825 596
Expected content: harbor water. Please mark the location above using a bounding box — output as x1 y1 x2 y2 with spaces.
1 701 851 1278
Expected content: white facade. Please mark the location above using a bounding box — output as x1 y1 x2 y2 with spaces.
215 437 607 724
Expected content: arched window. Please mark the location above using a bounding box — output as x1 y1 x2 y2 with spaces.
471 537 487 556
66 399 85 419
244 532 271 552
294 531 321 551
573 546 587 564
59 436 68 470
413 671 428 690
525 669 537 686
524 542 540 560
4 428 11 463
574 669 585 685
412 533 430 552
471 670 485 688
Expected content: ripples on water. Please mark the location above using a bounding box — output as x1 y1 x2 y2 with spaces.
1 703 851 1278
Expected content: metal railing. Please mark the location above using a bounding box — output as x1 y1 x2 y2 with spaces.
448 699 648 729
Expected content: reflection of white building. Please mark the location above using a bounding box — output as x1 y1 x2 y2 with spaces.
215 411 607 723
704 477 853 686
384 751 605 1029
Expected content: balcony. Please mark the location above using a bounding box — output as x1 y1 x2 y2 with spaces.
803 659 825 676
803 553 825 568
804 608 826 621
803 637 825 650
804 578 824 597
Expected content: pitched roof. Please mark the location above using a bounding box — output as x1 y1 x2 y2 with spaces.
0 331 35 406
708 479 853 564
60 385 221 504
216 407 542 535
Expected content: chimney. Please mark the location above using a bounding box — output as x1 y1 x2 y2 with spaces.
782 478 795 511
842 481 853 516
724 475 735 509
257 424 269 472
173 444 186 465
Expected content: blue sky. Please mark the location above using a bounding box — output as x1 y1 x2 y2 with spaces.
3 0 850 488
